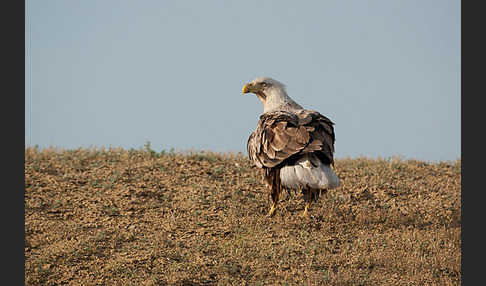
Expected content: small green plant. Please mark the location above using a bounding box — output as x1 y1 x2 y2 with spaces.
188 151 220 163
213 166 225 176
144 141 160 158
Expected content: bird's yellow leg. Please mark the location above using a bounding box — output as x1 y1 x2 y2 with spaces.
301 190 312 218
267 187 280 217
302 202 311 218
267 202 277 217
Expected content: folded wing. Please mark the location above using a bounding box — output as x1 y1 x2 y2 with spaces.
247 110 336 168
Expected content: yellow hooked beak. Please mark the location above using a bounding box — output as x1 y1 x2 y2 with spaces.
242 83 251 94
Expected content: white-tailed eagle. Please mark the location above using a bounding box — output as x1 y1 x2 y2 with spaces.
243 77 341 217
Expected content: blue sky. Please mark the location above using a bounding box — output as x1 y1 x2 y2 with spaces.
25 0 460 162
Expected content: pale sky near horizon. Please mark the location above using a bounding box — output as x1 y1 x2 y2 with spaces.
25 0 460 162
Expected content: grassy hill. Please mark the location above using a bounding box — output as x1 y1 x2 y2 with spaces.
25 147 461 285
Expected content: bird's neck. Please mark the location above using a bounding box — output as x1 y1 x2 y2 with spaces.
263 87 303 113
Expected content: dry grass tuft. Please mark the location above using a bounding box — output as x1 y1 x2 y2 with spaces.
25 147 461 285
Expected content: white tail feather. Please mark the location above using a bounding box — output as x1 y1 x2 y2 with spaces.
280 155 341 190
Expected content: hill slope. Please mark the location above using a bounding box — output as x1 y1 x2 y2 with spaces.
25 148 461 285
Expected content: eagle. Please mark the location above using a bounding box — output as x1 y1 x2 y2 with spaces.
243 77 341 218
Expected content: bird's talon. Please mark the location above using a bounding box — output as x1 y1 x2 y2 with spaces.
266 205 277 217
301 211 310 219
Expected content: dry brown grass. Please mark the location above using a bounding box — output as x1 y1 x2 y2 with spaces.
25 147 461 285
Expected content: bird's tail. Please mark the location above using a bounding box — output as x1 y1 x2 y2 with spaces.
280 154 341 190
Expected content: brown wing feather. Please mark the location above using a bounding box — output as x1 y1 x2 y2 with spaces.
247 109 336 168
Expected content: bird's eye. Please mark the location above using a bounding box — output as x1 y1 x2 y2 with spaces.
261 82 268 87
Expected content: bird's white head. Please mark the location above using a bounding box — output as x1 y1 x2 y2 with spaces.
242 77 302 113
